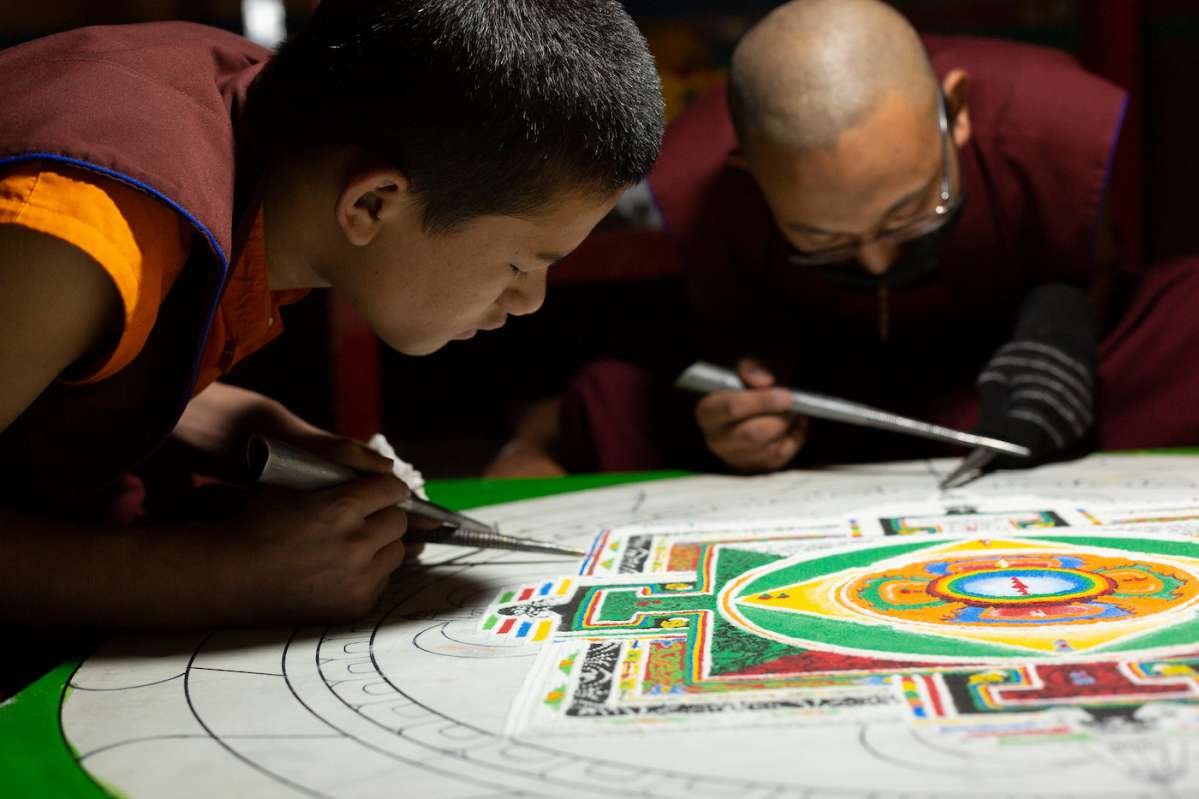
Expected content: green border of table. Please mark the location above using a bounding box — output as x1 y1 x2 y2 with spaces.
0 470 686 797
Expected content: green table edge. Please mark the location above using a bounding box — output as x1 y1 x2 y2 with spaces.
0 469 688 798
4 452 1197 797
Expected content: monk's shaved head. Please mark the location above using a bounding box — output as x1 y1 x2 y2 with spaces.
729 0 939 153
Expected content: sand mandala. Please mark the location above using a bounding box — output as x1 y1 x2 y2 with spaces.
728 536 1199 657
57 456 1199 797
487 532 1199 740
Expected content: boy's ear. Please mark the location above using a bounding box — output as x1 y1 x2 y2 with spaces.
335 168 412 247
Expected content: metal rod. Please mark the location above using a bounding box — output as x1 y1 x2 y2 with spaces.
246 436 584 557
938 448 998 491
675 362 1032 459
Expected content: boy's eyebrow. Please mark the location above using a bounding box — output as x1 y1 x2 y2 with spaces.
536 252 565 264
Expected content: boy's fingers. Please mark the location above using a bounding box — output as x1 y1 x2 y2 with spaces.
407 513 444 530
289 432 394 475
360 506 409 548
372 537 408 573
317 474 410 521
696 389 793 432
403 542 425 561
736 357 775 388
320 437 394 474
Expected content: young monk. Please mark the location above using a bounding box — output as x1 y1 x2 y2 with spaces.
0 0 663 627
493 0 1199 476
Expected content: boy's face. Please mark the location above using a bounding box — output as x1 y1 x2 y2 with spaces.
328 186 620 356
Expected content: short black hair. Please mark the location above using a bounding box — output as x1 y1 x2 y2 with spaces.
250 0 664 231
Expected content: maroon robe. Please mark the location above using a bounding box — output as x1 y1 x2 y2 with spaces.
0 23 269 508
560 36 1199 470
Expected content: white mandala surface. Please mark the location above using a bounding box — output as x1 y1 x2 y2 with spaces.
62 456 1199 798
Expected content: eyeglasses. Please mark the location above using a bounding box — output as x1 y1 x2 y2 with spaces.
788 94 961 266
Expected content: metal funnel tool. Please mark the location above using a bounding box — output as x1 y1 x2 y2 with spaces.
675 361 1031 459
247 436 585 556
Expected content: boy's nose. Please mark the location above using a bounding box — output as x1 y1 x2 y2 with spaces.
505 269 548 316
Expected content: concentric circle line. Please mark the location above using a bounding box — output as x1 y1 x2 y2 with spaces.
184 632 328 798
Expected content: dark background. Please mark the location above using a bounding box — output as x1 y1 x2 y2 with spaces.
5 1 1199 475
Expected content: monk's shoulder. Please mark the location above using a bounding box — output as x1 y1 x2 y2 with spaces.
925 34 1124 147
922 33 1083 77
653 84 737 189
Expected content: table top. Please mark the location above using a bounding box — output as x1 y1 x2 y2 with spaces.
6 453 1197 796
0 470 687 798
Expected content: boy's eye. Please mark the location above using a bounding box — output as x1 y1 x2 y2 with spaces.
509 264 528 279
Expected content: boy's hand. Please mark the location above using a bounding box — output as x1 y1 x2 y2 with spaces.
175 383 427 565
175 383 393 476
694 358 807 472
2 471 425 629
220 473 412 622
245 422 428 563
281 427 394 475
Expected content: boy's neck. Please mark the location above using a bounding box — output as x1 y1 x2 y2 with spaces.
261 153 337 292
